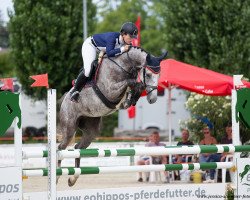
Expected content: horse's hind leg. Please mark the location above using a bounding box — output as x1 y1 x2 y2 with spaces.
68 117 102 187
57 120 77 184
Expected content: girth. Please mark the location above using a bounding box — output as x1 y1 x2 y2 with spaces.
91 82 121 109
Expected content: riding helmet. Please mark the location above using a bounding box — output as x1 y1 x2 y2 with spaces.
120 22 138 38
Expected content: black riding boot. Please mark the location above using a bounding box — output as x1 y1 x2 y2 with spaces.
70 71 88 102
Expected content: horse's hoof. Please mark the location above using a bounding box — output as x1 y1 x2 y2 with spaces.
56 176 60 184
123 100 131 109
68 177 75 187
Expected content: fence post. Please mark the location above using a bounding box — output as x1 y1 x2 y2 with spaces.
47 89 57 200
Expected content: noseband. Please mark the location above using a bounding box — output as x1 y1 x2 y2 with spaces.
142 67 159 95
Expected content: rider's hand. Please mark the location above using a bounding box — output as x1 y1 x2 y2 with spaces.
98 51 105 64
124 45 131 52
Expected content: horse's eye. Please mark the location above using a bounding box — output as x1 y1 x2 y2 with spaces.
146 74 151 78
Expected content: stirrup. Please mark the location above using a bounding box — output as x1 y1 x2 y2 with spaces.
70 91 80 103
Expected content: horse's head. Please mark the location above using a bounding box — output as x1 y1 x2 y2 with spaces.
116 47 167 104
141 51 168 104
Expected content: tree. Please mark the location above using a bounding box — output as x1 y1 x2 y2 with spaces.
0 11 9 48
0 11 13 77
157 0 250 79
181 93 250 144
9 0 97 99
0 50 15 77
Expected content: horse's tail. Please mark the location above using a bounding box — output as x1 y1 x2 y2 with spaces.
56 92 67 141
57 92 67 111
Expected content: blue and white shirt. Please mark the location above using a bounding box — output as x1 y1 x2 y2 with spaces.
92 32 125 57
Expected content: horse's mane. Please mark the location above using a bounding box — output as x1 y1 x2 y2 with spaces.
130 46 149 54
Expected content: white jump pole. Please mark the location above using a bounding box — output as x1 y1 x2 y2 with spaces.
47 89 57 200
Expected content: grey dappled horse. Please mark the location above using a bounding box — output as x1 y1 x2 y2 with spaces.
57 47 167 186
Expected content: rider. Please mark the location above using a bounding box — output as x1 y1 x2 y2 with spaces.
70 22 138 102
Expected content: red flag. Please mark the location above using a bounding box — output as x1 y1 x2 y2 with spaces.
128 106 136 119
30 73 49 88
132 16 141 46
0 78 14 92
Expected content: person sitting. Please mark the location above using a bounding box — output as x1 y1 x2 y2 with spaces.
220 122 233 161
175 129 194 163
206 123 233 182
199 127 217 182
173 129 194 181
199 127 217 161
136 131 169 183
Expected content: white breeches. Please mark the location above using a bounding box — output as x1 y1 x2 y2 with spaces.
81 37 97 77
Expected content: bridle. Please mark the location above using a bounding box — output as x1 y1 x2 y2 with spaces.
108 52 138 79
142 67 159 95
108 50 160 95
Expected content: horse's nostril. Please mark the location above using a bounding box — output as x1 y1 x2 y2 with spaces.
149 98 157 104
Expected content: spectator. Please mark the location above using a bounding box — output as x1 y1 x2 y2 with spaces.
199 127 217 182
220 123 232 162
199 127 217 162
137 131 169 183
206 123 233 182
221 123 233 144
199 127 217 146
175 129 194 163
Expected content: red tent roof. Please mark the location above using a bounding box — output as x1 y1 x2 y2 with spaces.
159 59 250 96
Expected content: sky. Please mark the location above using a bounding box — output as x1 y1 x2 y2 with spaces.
0 0 13 23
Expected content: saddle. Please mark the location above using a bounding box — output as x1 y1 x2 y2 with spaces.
72 59 99 88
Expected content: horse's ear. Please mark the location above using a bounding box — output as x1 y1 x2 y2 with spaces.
146 54 160 67
156 51 168 61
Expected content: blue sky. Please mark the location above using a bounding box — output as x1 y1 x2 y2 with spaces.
0 0 13 23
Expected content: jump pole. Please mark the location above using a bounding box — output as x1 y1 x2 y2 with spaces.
22 144 250 159
23 162 234 177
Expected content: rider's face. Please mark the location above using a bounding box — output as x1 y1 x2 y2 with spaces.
122 34 133 45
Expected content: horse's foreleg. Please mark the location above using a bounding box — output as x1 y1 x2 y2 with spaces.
122 79 143 108
127 79 137 88
131 82 145 105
